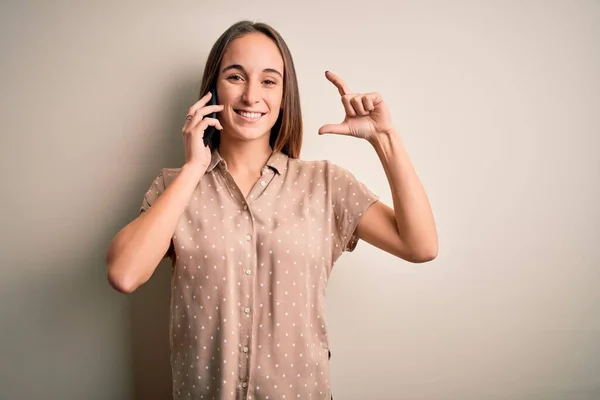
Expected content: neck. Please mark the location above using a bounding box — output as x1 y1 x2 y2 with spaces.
218 135 273 176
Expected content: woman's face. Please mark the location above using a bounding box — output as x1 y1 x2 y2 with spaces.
216 32 284 144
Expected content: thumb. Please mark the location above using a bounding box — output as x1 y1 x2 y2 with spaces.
318 123 349 135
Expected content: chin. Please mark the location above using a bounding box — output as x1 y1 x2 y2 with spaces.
225 110 278 141
233 126 272 141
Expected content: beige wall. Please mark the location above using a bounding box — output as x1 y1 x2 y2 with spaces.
1 1 599 399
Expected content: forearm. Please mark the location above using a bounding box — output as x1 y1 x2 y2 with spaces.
369 130 438 259
107 164 205 293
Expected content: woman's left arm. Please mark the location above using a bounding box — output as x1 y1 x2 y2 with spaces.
319 71 438 263
358 130 438 262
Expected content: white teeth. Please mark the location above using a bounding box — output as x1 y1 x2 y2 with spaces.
239 111 262 119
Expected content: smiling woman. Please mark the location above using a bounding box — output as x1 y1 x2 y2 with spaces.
106 19 437 400
198 21 303 158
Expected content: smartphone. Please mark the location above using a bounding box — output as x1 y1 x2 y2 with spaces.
203 86 218 147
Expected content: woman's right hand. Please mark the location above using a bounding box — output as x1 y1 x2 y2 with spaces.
181 91 224 173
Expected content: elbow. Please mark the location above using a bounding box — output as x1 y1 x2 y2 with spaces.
107 274 131 294
107 266 142 294
412 232 439 263
106 250 142 294
107 268 139 294
410 248 438 263
404 241 438 263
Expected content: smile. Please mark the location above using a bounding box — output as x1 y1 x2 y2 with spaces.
234 109 265 121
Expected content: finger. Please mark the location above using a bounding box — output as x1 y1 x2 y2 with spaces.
341 95 357 117
186 91 216 119
200 104 225 115
362 95 375 112
189 104 224 127
325 71 350 96
182 117 223 134
351 95 368 116
195 117 223 133
183 114 193 129
318 123 350 135
183 92 216 130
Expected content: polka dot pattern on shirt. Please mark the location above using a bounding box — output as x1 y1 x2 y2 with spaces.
140 149 378 399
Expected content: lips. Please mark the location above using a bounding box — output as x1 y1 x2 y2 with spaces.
234 109 266 121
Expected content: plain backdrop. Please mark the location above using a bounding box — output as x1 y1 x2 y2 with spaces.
1 1 599 399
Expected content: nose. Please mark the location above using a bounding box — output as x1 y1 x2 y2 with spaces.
241 80 260 105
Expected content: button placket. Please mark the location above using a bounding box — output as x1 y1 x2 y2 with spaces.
219 168 247 207
246 168 275 201
238 211 256 397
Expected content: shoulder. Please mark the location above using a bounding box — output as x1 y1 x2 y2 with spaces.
139 167 179 212
159 167 182 185
286 157 352 179
145 167 182 188
286 157 376 200
140 167 182 205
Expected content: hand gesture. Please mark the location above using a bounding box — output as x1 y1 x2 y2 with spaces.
181 91 223 172
318 71 394 141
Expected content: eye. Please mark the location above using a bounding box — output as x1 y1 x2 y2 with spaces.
226 74 243 82
263 79 277 86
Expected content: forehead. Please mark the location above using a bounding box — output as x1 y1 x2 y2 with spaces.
221 32 284 73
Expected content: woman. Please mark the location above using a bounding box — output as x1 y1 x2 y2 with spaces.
107 20 437 400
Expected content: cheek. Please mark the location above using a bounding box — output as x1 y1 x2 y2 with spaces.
218 91 238 107
268 92 284 113
216 93 239 124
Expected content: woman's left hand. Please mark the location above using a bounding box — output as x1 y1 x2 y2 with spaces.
318 71 395 141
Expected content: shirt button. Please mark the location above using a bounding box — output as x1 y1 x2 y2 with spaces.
245 234 252 241
243 204 248 210
244 307 251 315
245 269 251 275
242 381 248 388
243 346 249 353
260 180 266 187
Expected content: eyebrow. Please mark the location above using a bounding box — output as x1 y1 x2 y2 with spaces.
221 64 283 78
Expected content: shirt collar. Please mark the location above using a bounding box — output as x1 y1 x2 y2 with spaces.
206 148 288 175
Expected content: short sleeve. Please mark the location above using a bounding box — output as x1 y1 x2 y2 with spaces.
139 169 174 259
328 162 379 256
140 169 167 214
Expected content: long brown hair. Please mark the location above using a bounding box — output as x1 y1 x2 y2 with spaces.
198 21 303 158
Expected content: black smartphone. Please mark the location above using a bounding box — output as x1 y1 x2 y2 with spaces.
203 86 218 147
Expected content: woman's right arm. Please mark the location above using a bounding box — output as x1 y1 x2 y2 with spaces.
106 91 224 294
106 163 205 293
